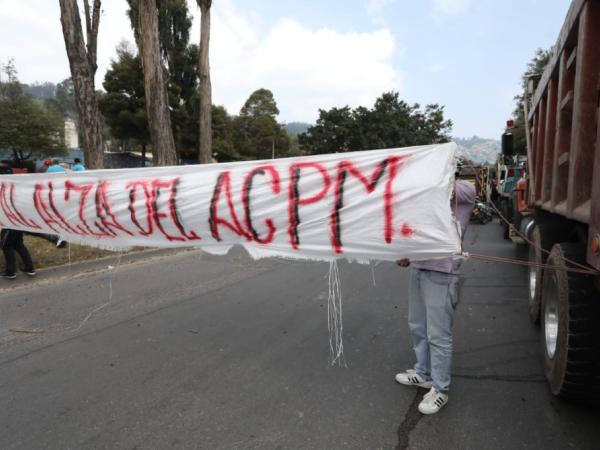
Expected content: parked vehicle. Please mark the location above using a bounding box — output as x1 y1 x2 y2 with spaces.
494 148 527 239
506 0 600 401
471 199 493 224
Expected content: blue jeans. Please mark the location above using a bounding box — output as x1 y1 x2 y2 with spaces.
408 267 460 393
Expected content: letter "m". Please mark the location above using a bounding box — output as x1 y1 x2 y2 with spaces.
330 155 407 253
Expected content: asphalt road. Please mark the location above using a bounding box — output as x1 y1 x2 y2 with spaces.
1 221 599 449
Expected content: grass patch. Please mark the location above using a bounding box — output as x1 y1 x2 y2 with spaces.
19 235 144 270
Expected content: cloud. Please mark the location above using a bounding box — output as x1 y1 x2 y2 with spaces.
0 1 68 83
0 1 56 31
365 0 398 26
0 0 134 86
1 0 401 124
191 0 401 123
427 63 446 73
431 0 472 21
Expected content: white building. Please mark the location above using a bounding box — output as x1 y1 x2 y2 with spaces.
65 118 78 149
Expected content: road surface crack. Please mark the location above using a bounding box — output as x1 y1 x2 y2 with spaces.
395 388 426 450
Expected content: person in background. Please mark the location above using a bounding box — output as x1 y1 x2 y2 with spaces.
6 161 67 249
47 159 66 173
395 176 476 415
490 178 499 206
38 160 52 173
72 158 85 171
0 160 37 279
1 228 36 279
0 161 12 175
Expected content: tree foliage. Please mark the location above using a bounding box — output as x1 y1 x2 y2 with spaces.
22 82 56 99
299 91 452 154
0 62 66 162
169 43 199 158
98 43 149 147
126 0 200 159
510 48 551 155
233 89 291 160
240 88 280 119
55 78 78 121
127 0 192 72
24 77 78 127
211 105 238 161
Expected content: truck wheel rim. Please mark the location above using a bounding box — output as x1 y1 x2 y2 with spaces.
529 265 537 301
544 273 559 359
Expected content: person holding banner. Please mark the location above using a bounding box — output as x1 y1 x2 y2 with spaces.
395 178 476 414
1 229 36 279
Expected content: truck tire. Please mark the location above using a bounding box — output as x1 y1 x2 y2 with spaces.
540 243 600 402
528 224 561 324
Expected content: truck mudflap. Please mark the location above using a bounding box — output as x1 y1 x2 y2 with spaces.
516 177 528 213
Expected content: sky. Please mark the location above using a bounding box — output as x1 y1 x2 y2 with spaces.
0 0 571 139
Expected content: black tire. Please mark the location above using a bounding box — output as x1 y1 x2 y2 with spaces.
540 243 600 402
528 223 562 324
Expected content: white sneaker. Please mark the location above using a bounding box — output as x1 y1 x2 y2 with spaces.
395 369 433 388
418 388 448 414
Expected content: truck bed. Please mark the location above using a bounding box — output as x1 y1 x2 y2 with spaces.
525 0 600 270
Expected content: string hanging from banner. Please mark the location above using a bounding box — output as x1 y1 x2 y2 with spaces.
327 260 346 367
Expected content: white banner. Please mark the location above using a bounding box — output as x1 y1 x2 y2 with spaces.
0 143 461 262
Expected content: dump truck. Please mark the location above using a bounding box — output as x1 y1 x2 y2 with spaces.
515 0 600 401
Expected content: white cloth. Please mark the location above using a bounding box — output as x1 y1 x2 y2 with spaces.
0 143 461 262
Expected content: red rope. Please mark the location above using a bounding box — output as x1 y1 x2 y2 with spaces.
466 252 599 275
460 160 599 276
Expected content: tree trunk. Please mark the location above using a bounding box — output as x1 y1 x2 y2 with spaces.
141 142 146 167
198 3 212 164
138 0 178 167
59 0 104 169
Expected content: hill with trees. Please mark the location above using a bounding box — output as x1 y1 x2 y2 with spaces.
0 60 66 164
284 122 311 136
455 136 500 164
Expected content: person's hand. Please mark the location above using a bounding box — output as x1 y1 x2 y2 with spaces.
396 258 410 267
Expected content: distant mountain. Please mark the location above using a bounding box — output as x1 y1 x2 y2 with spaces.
284 122 311 136
454 136 500 164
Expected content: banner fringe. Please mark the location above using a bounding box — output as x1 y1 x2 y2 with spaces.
327 260 346 367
